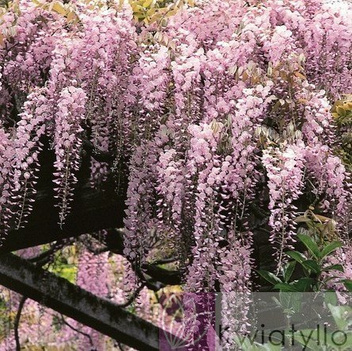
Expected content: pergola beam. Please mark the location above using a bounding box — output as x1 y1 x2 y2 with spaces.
0 185 124 253
0 253 179 350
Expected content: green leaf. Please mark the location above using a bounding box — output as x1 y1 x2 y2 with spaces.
343 280 352 292
257 270 282 285
292 278 315 292
328 304 352 330
278 291 303 313
274 283 300 292
320 241 343 259
294 329 352 351
297 234 320 259
324 291 338 306
143 0 153 8
332 332 352 351
260 343 283 351
323 264 344 272
286 251 307 264
291 329 318 350
283 261 296 283
301 260 321 274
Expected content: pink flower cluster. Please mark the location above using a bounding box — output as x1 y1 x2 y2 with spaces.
262 143 305 268
323 243 352 291
305 148 349 215
219 233 253 348
0 0 351 348
0 128 12 236
156 148 185 230
132 45 170 113
53 86 87 224
123 141 159 262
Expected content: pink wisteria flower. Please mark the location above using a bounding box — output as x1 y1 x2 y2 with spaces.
0 0 351 349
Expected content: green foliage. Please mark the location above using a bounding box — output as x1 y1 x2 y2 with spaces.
0 0 9 8
256 221 352 349
29 0 190 28
47 247 78 284
285 304 352 351
257 211 351 293
128 0 194 23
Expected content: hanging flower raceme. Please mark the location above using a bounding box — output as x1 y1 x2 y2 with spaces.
0 0 351 348
123 141 160 264
219 232 253 349
184 122 224 292
53 86 87 225
262 143 305 270
156 147 185 233
0 128 13 237
9 89 52 229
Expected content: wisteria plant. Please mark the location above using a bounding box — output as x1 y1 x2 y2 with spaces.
0 0 351 349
